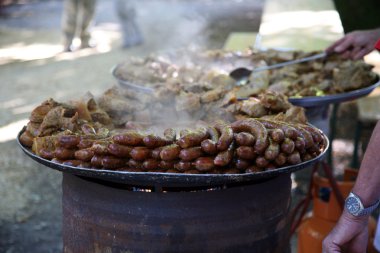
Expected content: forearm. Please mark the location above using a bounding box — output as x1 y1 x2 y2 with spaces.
352 120 380 207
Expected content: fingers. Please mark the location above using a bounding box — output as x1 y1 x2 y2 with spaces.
322 212 370 253
326 36 346 54
348 229 368 253
333 35 354 53
326 30 376 60
352 46 373 60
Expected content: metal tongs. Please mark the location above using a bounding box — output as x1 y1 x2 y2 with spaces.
229 52 328 85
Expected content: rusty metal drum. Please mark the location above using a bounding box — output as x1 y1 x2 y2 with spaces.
62 173 291 253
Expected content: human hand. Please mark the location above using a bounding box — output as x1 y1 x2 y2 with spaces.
322 211 369 253
326 28 380 60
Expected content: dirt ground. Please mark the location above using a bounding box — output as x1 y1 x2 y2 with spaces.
0 0 376 252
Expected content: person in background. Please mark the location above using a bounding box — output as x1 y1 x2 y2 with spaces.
61 0 96 52
115 0 143 49
322 28 380 253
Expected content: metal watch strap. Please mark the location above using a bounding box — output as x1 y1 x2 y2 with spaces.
361 198 380 215
351 192 380 216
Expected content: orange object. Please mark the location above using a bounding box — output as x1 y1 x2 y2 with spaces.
297 168 378 253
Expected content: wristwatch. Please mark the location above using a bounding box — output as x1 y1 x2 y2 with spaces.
345 192 380 217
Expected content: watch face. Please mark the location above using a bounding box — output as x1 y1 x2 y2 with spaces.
346 196 361 215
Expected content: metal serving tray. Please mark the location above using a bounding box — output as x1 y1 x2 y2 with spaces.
288 77 380 107
17 129 329 188
111 64 155 94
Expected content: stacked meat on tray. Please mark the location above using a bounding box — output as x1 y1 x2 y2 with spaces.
19 95 326 174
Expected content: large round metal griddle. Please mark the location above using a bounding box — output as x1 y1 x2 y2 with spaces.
288 77 380 107
17 129 329 188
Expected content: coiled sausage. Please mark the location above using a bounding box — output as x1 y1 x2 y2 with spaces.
234 132 256 146
214 122 234 151
231 119 268 154
178 127 208 149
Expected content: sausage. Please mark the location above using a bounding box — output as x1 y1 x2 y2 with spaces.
117 167 142 172
206 126 220 142
163 128 177 142
199 126 220 154
245 165 262 173
78 138 95 149
107 143 132 158
186 169 201 174
51 158 64 164
174 161 195 172
295 137 306 153
287 151 302 165
178 127 208 148
130 147 151 161
91 155 103 168
231 119 268 154
39 148 55 160
159 160 176 170
309 144 322 155
178 127 209 149
214 122 234 151
54 147 76 160
20 131 34 147
264 138 280 161
201 139 218 155
193 157 215 172
74 148 95 162
91 142 110 156
151 147 163 160
143 134 170 148
298 124 324 144
166 169 179 173
160 144 181 161
62 160 85 167
280 138 295 154
257 119 298 140
214 143 234 167
113 131 145 146
293 125 314 149
236 146 256 160
255 156 269 168
234 159 251 171
234 132 255 146
269 129 285 143
209 169 223 174
128 159 143 169
142 159 160 170
179 147 203 161
265 163 277 170
274 153 287 167
302 153 315 161
223 168 240 174
56 135 80 149
77 161 91 168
